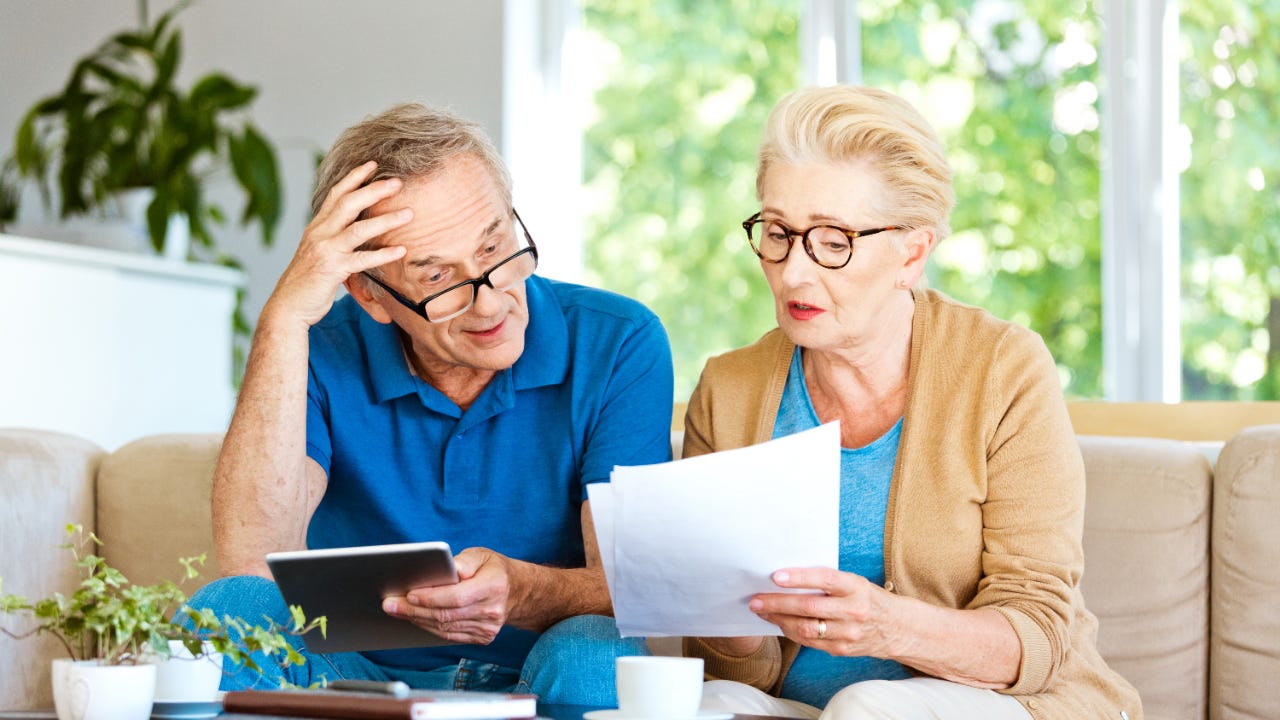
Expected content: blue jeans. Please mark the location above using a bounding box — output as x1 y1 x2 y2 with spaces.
183 575 649 705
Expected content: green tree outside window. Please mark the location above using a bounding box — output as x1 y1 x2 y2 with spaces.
1180 0 1280 400
581 0 1278 401
581 0 801 399
860 0 1103 398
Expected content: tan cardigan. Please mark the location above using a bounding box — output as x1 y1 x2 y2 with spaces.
681 289 1141 720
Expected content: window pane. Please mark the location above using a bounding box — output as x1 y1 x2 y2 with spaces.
1179 0 1280 400
860 0 1103 398
580 0 802 398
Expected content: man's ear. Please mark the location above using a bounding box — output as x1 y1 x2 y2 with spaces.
898 227 937 287
344 274 394 325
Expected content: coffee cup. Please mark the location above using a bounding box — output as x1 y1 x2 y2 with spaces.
615 656 704 718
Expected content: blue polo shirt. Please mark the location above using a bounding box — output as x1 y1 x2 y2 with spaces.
303 275 673 671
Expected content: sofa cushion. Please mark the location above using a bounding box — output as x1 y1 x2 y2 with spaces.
0 429 104 710
96 433 222 593
1211 424 1280 719
1078 435 1212 720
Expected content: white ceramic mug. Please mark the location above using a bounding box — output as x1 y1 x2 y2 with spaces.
615 656 705 718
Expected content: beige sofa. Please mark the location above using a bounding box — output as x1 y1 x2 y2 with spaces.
2 426 1279 718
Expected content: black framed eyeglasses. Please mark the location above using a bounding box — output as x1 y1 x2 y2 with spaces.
362 209 539 323
743 212 900 269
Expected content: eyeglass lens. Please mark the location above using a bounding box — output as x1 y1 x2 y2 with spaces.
751 219 852 267
423 245 537 320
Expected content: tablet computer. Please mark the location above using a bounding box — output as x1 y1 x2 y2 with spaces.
265 541 459 653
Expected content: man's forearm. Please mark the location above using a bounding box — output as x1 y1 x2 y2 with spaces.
503 560 612 632
499 501 613 630
211 310 315 577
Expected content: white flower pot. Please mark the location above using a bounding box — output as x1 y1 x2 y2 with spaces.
109 187 191 260
148 640 223 702
52 659 156 720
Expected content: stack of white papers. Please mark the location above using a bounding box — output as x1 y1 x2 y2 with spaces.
589 422 840 637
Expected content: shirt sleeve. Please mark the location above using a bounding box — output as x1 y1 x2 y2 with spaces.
577 313 674 499
974 326 1086 695
305 361 333 476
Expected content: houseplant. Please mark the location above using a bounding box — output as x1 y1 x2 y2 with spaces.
9 0 281 257
0 159 18 233
0 525 324 719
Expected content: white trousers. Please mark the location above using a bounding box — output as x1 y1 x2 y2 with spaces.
701 677 1032 720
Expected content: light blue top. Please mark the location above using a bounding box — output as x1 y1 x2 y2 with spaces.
303 275 673 672
773 349 911 707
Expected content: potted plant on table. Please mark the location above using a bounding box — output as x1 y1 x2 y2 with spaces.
8 0 281 259
0 525 324 720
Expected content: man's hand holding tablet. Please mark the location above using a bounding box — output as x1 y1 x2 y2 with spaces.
265 541 459 653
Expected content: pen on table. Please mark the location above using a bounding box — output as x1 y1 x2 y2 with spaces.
327 679 411 698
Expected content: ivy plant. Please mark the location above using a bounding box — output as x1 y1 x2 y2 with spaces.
0 524 324 676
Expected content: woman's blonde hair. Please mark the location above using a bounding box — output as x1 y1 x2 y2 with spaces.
758 86 955 240
311 102 512 218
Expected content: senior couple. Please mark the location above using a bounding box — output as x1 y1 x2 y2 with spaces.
191 86 1140 719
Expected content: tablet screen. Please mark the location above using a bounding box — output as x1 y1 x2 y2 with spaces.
265 541 458 653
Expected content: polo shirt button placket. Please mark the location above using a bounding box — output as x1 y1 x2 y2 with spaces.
444 428 479 501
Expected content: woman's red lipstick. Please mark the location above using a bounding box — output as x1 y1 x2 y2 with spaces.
787 301 823 320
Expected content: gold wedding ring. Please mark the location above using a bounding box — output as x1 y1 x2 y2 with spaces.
817 619 828 639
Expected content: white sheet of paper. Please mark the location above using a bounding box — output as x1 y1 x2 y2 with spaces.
591 422 840 637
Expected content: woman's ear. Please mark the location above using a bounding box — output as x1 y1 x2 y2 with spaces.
898 227 937 288
344 274 394 324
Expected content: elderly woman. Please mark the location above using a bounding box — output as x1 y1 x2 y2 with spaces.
681 85 1140 720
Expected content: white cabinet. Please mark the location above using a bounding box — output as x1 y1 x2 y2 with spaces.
0 233 244 450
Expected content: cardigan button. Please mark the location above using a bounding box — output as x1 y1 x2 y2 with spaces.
884 581 895 592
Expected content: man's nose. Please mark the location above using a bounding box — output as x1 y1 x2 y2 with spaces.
469 280 505 316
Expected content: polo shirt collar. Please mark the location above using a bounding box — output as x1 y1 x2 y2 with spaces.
360 275 569 407
512 275 569 391
361 309 418 404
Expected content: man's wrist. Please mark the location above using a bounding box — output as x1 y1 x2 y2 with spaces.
500 552 533 617
256 301 313 337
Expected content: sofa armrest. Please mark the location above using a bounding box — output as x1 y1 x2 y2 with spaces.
1211 424 1280 717
0 429 104 710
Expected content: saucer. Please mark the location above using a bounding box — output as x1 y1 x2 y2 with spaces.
582 710 732 720
151 700 222 720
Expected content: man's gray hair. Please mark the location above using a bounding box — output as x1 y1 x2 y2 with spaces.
310 102 512 219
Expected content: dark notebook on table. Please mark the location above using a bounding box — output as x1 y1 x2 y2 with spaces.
221 688 538 720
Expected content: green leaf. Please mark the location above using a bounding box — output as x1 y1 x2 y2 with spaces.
154 29 182 92
107 31 153 52
147 190 169 253
13 106 47 176
83 61 144 96
190 73 257 112
228 124 282 245
150 0 195 47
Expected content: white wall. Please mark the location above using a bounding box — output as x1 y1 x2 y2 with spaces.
0 0 505 344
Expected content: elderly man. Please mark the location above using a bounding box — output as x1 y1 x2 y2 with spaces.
190 103 673 702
